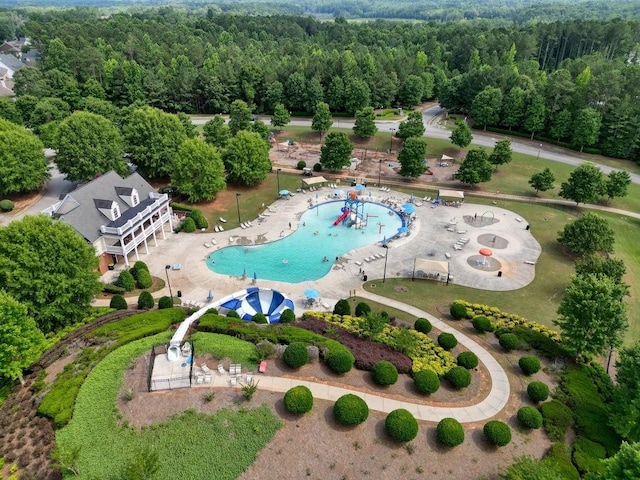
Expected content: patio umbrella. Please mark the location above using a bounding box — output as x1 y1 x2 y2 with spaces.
304 288 320 299
279 189 290 196
479 247 493 265
402 203 416 214
355 184 365 192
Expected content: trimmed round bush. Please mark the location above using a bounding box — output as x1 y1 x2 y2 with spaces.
371 360 399 386
472 315 494 333
284 386 313 414
436 418 465 447
324 348 355 374
137 291 154 309
527 381 550 403
457 351 479 369
333 394 369 426
190 209 208 229
414 317 432 334
279 308 295 323
519 356 541 376
283 342 309 369
312 162 322 172
450 301 469 320
438 332 458 350
135 268 153 289
498 333 520 351
109 294 128 310
333 299 351 316
181 217 196 233
296 160 306 170
158 296 173 309
115 270 136 292
253 313 268 324
226 310 240 318
445 366 472 389
413 369 440 395
494 327 512 338
517 406 543 429
385 409 419 442
0 199 14 212
354 302 371 317
483 420 512 446
132 260 149 272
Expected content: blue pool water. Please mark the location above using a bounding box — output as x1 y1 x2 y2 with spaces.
207 200 404 283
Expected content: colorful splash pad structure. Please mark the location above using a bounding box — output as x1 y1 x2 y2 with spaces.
332 190 370 229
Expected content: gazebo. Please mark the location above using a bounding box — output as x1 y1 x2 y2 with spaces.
412 258 450 284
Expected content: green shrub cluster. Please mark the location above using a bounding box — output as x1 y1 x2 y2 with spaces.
527 381 550 402
414 318 432 334
313 162 322 172
333 394 369 426
545 442 580 480
354 302 371 317
181 217 196 232
541 399 574 441
494 327 511 338
190 209 209 229
279 309 295 323
517 406 543 429
158 296 173 309
472 315 494 332
513 326 570 359
283 342 308 369
324 348 354 374
498 333 520 351
115 270 136 291
436 418 465 447
283 386 314 414
449 301 470 320
252 313 268 324
227 310 240 318
0 199 14 211
137 291 154 309
296 160 306 169
572 437 606 475
102 283 126 294
333 299 351 316
519 356 541 375
371 360 399 386
110 295 128 310
135 269 153 289
445 366 471 389
483 420 512 446
413 369 440 394
385 409 419 442
457 351 478 369
438 332 458 350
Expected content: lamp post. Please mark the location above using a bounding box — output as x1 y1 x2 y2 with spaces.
536 144 542 161
164 265 173 301
235 193 241 224
276 168 282 195
389 128 396 152
378 159 383 187
382 244 389 283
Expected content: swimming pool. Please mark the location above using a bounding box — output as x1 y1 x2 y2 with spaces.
207 200 404 283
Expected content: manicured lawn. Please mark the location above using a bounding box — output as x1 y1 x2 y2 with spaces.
191 331 259 369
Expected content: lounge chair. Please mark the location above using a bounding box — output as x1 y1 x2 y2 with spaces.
204 374 212 383
217 364 225 375
211 239 217 245
230 376 237 386
201 364 211 374
240 223 247 229
204 242 211 248
219 225 224 231
219 217 227 223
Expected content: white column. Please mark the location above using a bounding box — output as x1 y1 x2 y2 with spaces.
143 235 149 255
152 228 158 246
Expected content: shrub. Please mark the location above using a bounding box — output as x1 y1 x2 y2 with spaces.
385 409 419 442
333 299 351 316
283 342 308 369
158 296 173 309
494 327 511 338
135 269 153 289
519 356 541 375
354 302 371 317
115 270 136 292
472 315 494 332
413 369 440 394
498 333 520 351
137 291 154 309
436 418 465 447
312 162 322 172
296 160 306 170
253 313 268 324
0 199 14 212
483 420 512 446
227 310 240 319
284 386 314 414
414 318 432 334
445 366 471 389
371 361 399 386
102 283 126 294
527 381 550 402
572 437 606 475
450 301 470 319
546 442 580 480
324 348 355 374
333 394 369 426
279 309 295 323
132 260 149 272
255 340 276 360
457 351 479 369
181 217 196 233
110 295 128 310
190 209 208 229
541 399 574 441
517 406 543 429
438 332 458 350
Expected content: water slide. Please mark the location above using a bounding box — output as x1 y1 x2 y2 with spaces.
333 209 349 226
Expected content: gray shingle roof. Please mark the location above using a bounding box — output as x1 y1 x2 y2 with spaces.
0 54 24 72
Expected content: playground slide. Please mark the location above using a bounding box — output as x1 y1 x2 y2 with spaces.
333 210 349 226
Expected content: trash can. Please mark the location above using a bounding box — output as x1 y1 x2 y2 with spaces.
363 275 368 281
497 271 503 277
177 290 182 298
526 225 530 230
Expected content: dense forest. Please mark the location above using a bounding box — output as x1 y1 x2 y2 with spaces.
3 9 640 161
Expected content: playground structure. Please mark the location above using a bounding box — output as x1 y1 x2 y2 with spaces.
332 191 370 229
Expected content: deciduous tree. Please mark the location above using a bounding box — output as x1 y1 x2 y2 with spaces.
524 94 546 139
592 442 640 479
575 255 626 285
528 167 555 194
320 132 353 170
572 107 601 152
353 107 377 138
172 138 226 202
557 213 615 257
311 102 333 140
450 119 472 149
270 103 290 128
398 137 427 178
228 99 252 135
610 346 640 442
605 170 631 203
397 111 425 139
470 86 502 130
454 149 493 186
559 163 605 206
488 138 512 170
222 131 271 186
0 120 49 195
203 116 231 149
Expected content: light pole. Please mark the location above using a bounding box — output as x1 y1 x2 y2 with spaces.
378 159 383 187
536 144 542 161
276 168 282 195
389 128 396 152
164 265 173 301
235 193 241 224
382 244 389 283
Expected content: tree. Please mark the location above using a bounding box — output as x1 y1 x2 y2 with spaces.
270 103 290 128
0 97 23 125
488 138 512 170
454 149 493 186
228 99 252 135
319 132 353 171
500 87 525 131
549 109 572 142
54 111 127 182
30 97 70 133
554 273 628 360
499 456 563 480
398 137 427 178
177 112 197 138
470 86 503 130
344 78 370 115
559 163 605 206
0 215 101 332
589 442 640 479
311 102 332 140
524 94 546 139
123 106 187 178
398 75 424 107
572 107 602 152
397 111 425 140
575 255 626 285
352 107 377 138
172 138 226 202
529 167 555 194
203 116 231 149
610 345 640 442
450 119 472 149
605 170 631 203
222 131 271 186
0 292 46 382
557 213 615 257
0 120 49 195
250 120 270 142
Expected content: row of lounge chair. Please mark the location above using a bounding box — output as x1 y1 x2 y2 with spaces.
240 221 253 229
214 224 225 232
379 186 391 192
453 237 470 250
203 239 218 248
363 252 386 262
328 183 339 188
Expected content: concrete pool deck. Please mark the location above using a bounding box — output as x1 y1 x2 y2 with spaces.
98 187 541 312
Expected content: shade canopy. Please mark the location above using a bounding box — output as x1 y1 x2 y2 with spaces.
479 248 493 257
438 189 465 200
302 176 327 186
402 203 415 214
413 258 450 275
304 288 320 299
279 189 290 195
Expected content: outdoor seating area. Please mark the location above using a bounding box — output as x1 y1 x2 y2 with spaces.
214 224 225 232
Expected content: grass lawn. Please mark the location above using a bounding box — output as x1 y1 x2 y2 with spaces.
191 331 259 369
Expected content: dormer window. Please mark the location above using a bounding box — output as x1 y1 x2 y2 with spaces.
112 205 120 219
132 193 139 206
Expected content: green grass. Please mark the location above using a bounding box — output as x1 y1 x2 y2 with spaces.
191 331 259 369
56 333 281 480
